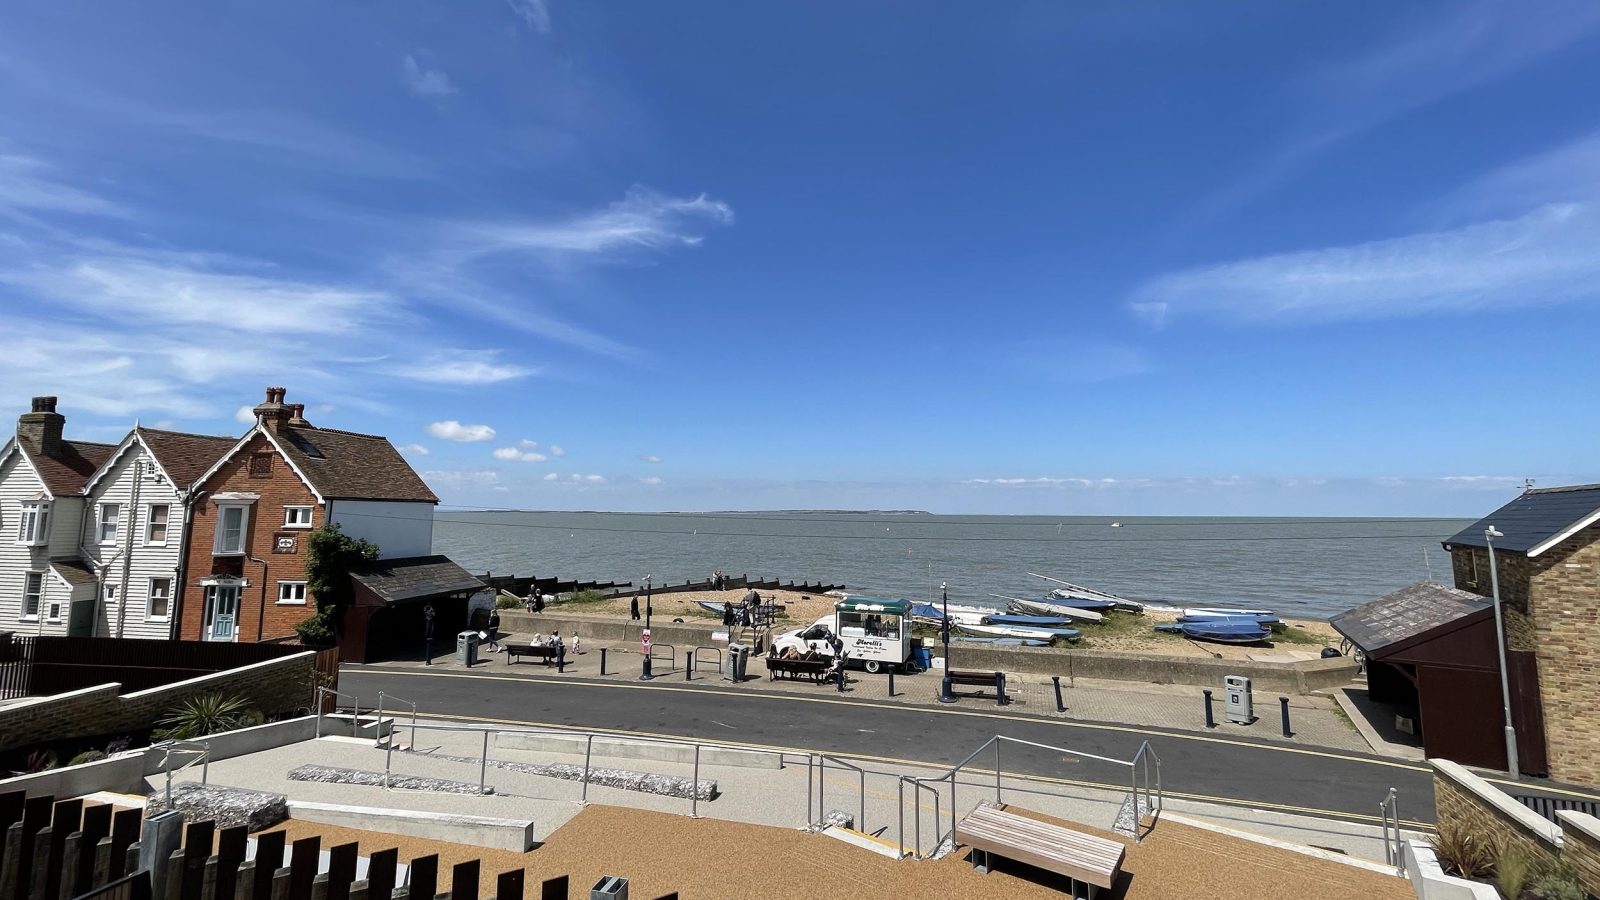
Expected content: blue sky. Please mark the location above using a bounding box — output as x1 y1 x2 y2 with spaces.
2 1 1599 516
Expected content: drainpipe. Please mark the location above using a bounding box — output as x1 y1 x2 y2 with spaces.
250 549 270 643
171 491 200 640
114 458 143 639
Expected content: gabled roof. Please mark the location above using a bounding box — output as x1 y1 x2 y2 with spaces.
14 436 116 497
274 425 438 503
1330 580 1492 656
350 555 484 606
137 427 238 489
1444 483 1600 558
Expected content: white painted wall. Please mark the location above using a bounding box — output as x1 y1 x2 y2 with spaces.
328 500 433 559
0 447 79 635
82 438 186 640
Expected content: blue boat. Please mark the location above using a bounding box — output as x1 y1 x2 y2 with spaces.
1155 619 1271 644
952 636 1049 647
908 602 947 622
1176 613 1285 632
1044 593 1118 612
983 614 1085 627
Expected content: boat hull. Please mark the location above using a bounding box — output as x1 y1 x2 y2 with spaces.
1009 597 1104 623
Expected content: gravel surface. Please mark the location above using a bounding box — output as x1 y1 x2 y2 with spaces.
288 764 491 795
148 783 288 831
405 749 716 800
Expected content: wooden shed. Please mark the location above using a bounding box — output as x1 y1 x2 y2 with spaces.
338 555 488 664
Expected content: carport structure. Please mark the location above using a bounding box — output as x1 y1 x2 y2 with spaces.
338 555 488 663
1332 581 1548 774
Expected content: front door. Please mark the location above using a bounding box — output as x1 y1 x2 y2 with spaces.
205 585 241 642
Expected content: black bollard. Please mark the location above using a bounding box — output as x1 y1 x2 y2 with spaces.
685 657 693 681
887 667 895 697
557 647 566 673
599 648 608 676
1052 675 1067 713
1280 696 1292 737
641 655 653 681
1203 689 1215 728
997 672 1008 706
836 665 845 693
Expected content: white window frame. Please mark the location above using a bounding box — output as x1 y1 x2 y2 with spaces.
145 504 171 546
103 582 119 608
147 577 172 621
277 581 309 605
16 501 50 546
1466 551 1480 586
20 572 43 621
97 502 121 545
283 506 314 529
214 503 251 556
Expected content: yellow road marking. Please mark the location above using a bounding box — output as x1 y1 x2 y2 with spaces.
386 707 1432 829
350 666 1428 773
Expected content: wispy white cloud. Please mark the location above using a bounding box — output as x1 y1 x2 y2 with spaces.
542 472 558 481
639 476 663 485
388 352 536 385
965 477 1154 489
1437 130 1600 221
234 405 257 424
0 153 128 219
401 55 458 100
569 473 606 483
453 188 733 258
549 444 567 458
426 420 497 442
1131 203 1600 324
492 446 546 462
637 454 662 463
519 439 539 449
398 443 430 457
421 469 500 485
505 0 552 33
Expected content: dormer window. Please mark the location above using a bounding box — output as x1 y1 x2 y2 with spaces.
15 501 49 546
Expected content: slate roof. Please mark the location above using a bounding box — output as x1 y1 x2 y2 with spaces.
137 427 237 489
17 438 116 496
1444 484 1600 556
49 558 99 587
350 555 485 606
275 425 438 504
1330 580 1492 656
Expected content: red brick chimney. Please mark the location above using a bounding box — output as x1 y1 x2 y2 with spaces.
16 396 65 456
287 404 309 427
252 387 292 432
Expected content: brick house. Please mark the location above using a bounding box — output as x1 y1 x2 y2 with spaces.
177 388 439 643
1443 484 1600 787
0 398 115 635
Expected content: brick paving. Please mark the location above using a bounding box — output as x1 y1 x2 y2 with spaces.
363 631 1370 754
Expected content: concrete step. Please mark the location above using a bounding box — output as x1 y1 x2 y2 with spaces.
820 825 910 859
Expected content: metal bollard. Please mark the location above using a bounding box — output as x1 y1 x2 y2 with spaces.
641 655 653 681
557 647 566 673
599 648 608 676
685 657 692 681
1052 675 1067 713
996 672 1007 706
1280 696 1292 737
836 665 845 693
1203 689 1215 728
887 667 895 697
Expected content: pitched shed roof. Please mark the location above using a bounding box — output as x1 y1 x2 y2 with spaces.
350 555 485 606
137 427 237 489
1443 483 1600 557
1330 580 1492 656
49 558 98 587
274 425 438 503
18 438 116 496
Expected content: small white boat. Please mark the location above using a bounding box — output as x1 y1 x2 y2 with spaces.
941 603 1010 626
1110 522 1123 528
1184 606 1275 619
957 622 1072 641
997 594 1105 623
1028 573 1145 613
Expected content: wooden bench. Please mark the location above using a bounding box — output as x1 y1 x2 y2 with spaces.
504 642 561 666
955 803 1124 898
947 670 1009 705
765 657 830 683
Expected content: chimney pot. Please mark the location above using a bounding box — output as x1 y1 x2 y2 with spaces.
253 387 293 432
31 396 57 414
18 397 66 456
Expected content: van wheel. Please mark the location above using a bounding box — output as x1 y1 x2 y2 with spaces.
864 660 882 674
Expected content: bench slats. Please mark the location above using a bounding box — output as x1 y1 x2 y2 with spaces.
955 805 1124 889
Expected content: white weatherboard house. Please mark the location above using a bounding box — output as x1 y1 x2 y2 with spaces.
0 398 114 635
78 426 236 639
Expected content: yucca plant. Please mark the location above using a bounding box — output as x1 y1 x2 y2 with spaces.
1430 820 1494 879
156 692 253 740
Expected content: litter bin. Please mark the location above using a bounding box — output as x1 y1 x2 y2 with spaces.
591 875 628 899
726 642 750 682
457 631 480 667
1223 674 1252 724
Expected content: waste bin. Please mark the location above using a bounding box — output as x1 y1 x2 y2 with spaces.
590 875 629 899
726 642 750 682
1223 674 1252 724
457 631 480 667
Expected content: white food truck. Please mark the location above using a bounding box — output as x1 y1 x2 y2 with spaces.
771 596 913 673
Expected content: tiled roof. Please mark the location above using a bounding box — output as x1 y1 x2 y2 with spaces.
49 558 98 587
276 425 438 503
137 427 237 489
1444 484 1600 556
19 438 116 496
351 555 485 606
1330 580 1491 656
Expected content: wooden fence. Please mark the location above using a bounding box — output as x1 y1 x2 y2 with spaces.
0 636 330 700
0 790 679 900
481 573 844 602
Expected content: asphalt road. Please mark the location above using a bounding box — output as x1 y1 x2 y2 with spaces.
342 666 1436 824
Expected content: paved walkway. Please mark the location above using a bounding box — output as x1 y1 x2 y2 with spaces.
385 633 1368 753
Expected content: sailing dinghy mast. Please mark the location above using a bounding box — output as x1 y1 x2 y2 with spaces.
1027 572 1144 612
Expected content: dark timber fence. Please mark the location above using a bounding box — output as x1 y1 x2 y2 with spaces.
0 636 329 699
480 573 845 601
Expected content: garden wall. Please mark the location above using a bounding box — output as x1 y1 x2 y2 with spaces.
1556 811 1600 898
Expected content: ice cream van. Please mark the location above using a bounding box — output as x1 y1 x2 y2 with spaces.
771 596 913 673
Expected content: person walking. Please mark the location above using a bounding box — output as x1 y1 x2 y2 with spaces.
722 601 735 627
570 630 582 654
630 595 640 621
486 609 502 652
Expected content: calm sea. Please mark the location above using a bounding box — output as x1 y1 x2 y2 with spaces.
431 511 1472 620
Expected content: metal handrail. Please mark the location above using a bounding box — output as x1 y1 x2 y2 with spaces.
689 646 723 677
896 734 1164 858
816 755 867 836
375 692 419 748
315 686 363 738
151 739 210 806
1381 787 1404 872
899 776 944 859
648 643 677 671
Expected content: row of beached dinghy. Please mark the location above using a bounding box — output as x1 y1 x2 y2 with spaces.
905 573 1281 645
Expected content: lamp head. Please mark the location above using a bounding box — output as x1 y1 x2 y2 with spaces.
1486 525 1504 539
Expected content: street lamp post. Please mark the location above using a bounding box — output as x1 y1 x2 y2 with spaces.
938 582 956 703
640 575 654 681
1484 525 1520 776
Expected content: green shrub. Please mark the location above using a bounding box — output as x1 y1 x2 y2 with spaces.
157 692 253 740
568 589 607 605
24 750 58 773
495 594 524 610
294 611 336 647
68 750 107 766
1430 820 1494 879
1496 846 1531 900
1530 863 1585 900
